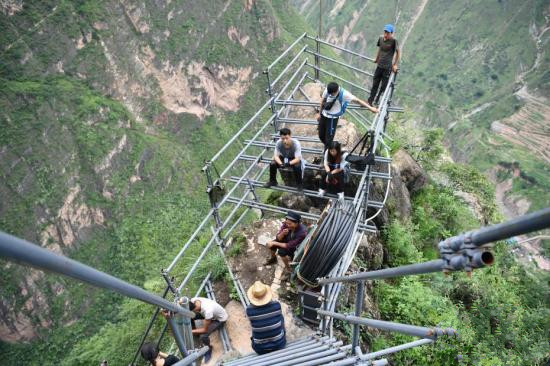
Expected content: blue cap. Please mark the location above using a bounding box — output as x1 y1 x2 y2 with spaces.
383 24 394 33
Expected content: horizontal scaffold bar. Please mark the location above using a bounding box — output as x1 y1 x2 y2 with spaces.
317 309 457 340
305 35 376 62
237 154 392 179
305 49 374 77
0 231 196 318
275 99 403 113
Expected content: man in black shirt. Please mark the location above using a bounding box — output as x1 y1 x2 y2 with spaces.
368 24 400 106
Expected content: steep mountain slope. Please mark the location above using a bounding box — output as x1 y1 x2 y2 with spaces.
293 0 549 216
0 0 313 360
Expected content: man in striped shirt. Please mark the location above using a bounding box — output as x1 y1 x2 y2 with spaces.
246 281 286 354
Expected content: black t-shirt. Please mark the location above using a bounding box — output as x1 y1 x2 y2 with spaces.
376 37 398 70
164 355 180 366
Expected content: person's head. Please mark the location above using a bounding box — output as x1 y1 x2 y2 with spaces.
140 342 159 364
247 281 273 306
279 127 292 148
284 211 301 230
189 299 200 313
327 82 339 96
328 141 342 159
383 24 394 40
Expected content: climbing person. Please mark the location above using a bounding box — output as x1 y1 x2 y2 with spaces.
265 211 307 280
316 81 378 150
368 24 400 106
140 342 180 366
318 141 349 200
246 281 286 354
264 128 304 191
189 297 229 363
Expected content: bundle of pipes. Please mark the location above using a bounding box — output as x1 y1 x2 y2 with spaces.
298 201 357 286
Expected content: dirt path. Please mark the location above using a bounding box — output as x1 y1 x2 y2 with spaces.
400 0 429 52
489 167 550 271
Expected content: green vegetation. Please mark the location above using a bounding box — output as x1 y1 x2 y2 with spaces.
372 181 550 365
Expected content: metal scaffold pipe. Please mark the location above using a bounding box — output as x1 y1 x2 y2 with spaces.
172 346 210 366
360 338 433 361
317 309 457 340
319 259 445 284
0 231 195 318
470 207 550 246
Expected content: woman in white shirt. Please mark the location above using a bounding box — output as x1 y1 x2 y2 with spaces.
318 141 348 200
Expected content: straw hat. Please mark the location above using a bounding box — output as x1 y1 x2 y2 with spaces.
247 281 273 306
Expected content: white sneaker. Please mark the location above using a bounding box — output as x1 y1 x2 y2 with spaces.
318 189 326 197
337 192 345 201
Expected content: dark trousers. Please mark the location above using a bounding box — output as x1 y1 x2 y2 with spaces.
269 155 302 185
192 313 225 347
320 170 345 194
368 66 391 105
318 115 339 150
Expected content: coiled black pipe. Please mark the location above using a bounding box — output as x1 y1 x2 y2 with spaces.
298 201 357 286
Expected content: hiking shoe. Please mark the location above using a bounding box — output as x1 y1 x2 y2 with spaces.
263 180 277 188
265 256 277 265
203 348 212 363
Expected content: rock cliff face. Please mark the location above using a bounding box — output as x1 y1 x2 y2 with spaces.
0 0 302 342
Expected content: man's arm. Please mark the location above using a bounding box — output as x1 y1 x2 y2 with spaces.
392 46 400 73
353 97 378 113
289 141 302 166
268 240 288 249
192 318 211 334
273 142 283 165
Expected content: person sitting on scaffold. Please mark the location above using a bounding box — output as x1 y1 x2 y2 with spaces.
264 127 305 191
316 81 378 150
318 140 349 201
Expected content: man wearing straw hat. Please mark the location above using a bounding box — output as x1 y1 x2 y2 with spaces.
246 281 287 354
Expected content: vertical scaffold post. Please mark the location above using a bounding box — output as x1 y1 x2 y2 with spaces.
315 0 321 80
362 165 373 221
264 70 279 132
246 178 265 218
321 284 329 334
352 280 365 353
177 297 195 353
167 314 189 358
384 72 397 132
203 163 223 229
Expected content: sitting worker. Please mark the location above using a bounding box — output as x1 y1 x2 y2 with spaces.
265 211 307 280
246 281 286 354
140 342 180 366
264 127 304 191
189 296 229 363
318 141 349 200
316 82 378 149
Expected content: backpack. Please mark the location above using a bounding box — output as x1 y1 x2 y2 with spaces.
324 89 348 118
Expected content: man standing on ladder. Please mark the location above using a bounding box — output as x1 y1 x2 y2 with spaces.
368 24 400 106
316 82 378 150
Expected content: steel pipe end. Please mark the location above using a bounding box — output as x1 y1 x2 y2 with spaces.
471 251 494 268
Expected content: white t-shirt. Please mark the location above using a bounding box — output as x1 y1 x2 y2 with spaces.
192 297 228 322
321 88 355 118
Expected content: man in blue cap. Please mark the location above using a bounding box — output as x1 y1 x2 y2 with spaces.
368 24 400 106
